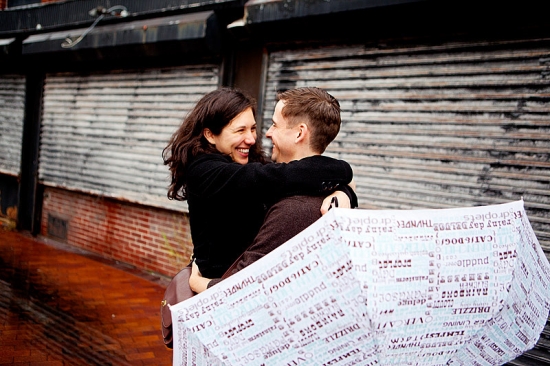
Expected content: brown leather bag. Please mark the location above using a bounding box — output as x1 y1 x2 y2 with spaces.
160 262 195 349
161 255 245 348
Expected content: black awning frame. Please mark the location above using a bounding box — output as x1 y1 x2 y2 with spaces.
21 11 218 55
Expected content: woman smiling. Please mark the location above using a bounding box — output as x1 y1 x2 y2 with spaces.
163 88 353 279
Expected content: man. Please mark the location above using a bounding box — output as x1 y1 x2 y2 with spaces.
189 87 357 292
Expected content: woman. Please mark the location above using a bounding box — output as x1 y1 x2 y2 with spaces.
163 88 353 279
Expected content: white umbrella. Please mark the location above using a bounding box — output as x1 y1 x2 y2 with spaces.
170 200 550 366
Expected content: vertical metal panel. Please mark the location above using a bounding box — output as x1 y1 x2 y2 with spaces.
40 65 220 211
18 73 44 234
0 74 26 176
262 37 550 365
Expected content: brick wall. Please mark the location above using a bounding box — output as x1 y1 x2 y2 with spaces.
41 187 193 277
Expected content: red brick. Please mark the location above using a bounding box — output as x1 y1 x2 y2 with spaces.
41 187 192 277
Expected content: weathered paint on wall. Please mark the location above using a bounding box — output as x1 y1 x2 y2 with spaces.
0 74 25 176
262 37 550 255
39 65 220 212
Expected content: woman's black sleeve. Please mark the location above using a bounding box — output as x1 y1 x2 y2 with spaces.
188 154 353 201
336 185 359 208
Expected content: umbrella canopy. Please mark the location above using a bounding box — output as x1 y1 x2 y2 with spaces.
170 200 550 365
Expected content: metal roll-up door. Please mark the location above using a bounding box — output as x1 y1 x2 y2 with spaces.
40 65 220 212
261 38 550 364
0 74 26 176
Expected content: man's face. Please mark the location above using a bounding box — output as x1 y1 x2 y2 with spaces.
266 100 299 163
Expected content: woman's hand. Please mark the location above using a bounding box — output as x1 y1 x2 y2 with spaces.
321 190 350 214
320 179 357 215
189 260 211 294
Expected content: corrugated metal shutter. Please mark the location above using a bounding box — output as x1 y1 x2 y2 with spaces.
0 74 26 176
40 65 220 212
262 38 550 365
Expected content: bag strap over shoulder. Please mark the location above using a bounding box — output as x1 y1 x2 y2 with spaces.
221 255 241 280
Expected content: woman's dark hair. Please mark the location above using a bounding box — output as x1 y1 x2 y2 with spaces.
163 88 266 200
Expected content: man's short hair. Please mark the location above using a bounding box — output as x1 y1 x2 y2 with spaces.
276 87 341 153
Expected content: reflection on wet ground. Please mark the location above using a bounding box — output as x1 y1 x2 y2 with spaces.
0 231 172 365
2 230 547 365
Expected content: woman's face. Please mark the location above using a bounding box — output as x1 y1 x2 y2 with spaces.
204 108 257 165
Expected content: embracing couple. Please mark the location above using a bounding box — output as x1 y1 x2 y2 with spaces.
163 87 357 293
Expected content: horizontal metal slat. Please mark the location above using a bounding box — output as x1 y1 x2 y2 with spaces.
39 66 219 212
340 124 549 140
264 37 550 269
341 111 550 125
0 74 26 176
268 61 550 83
269 41 550 66
327 146 550 169
339 100 550 113
352 167 550 198
339 134 549 154
269 37 550 61
267 75 550 89
338 154 550 180
334 89 550 101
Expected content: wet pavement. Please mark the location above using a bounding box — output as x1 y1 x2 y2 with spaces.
0 230 173 365
1 229 548 366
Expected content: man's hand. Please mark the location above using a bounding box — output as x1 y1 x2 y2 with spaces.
189 260 211 294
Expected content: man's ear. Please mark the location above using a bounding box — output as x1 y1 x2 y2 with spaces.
203 128 216 145
296 123 308 142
